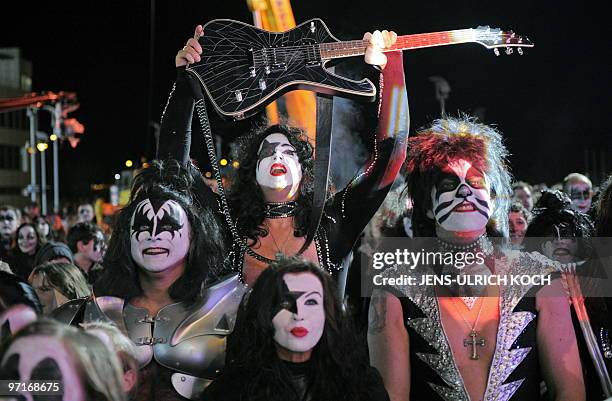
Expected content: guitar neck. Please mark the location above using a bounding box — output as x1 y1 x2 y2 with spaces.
320 29 476 60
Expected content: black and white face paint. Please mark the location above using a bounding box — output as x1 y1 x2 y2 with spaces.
0 335 86 401
567 182 592 213
18 226 38 255
428 159 492 232
255 133 303 199
272 273 325 353
0 210 18 238
130 199 191 273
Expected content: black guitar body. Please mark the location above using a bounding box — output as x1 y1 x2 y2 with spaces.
186 18 376 120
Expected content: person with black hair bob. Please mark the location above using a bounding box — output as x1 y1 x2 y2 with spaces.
201 256 389 401
53 159 246 401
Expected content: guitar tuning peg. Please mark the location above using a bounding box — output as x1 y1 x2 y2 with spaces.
494 48 500 56
505 47 513 55
518 48 523 55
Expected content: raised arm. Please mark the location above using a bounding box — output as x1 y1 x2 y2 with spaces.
157 25 204 166
368 289 410 401
329 30 410 255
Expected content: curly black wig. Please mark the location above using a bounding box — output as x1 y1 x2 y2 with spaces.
524 190 594 259
94 159 226 305
228 124 319 246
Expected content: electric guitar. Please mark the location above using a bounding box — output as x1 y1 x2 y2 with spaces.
186 18 533 120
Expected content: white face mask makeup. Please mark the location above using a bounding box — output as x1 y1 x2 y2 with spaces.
272 272 325 354
255 133 303 200
130 199 191 273
77 204 94 223
567 182 592 213
0 335 86 401
0 210 18 238
428 159 492 233
35 219 50 238
18 226 38 255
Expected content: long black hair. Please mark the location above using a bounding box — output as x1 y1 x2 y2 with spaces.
94 159 226 305
215 256 374 401
228 124 318 246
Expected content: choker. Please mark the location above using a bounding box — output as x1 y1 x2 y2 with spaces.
436 235 494 257
264 201 298 219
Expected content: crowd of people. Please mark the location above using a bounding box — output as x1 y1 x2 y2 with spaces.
0 25 611 401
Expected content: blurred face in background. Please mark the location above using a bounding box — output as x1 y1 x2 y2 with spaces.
0 209 19 240
566 181 593 213
77 204 94 223
508 211 528 245
34 217 51 238
513 186 533 211
17 225 38 255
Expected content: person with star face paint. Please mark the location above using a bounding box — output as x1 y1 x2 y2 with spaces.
160 25 409 287
368 116 585 401
0 318 127 401
201 256 390 401
53 160 245 401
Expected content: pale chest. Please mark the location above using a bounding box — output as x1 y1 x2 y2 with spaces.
438 295 500 401
243 231 319 286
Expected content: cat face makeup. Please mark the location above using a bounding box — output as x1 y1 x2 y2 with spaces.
0 335 86 401
130 199 191 273
428 159 492 232
272 272 325 354
255 133 303 200
567 181 592 213
18 225 38 255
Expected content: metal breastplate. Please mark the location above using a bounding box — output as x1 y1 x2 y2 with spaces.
86 273 246 400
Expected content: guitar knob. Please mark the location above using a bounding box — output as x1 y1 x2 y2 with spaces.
259 79 267 90
517 48 523 55
505 47 513 55
234 90 243 102
494 48 500 56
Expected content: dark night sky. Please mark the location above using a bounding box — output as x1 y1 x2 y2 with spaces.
1 0 610 202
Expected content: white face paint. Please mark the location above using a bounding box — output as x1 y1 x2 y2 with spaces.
272 272 325 354
18 225 38 255
130 199 191 273
77 204 94 223
567 182 592 213
255 133 303 200
428 159 492 232
0 335 86 401
0 209 19 238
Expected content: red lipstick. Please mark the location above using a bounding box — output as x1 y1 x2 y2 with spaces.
270 163 287 176
290 327 308 337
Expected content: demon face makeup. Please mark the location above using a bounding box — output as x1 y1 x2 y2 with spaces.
567 181 592 213
272 272 325 355
0 335 86 401
18 225 38 255
428 159 492 232
541 224 579 263
0 209 18 239
130 199 191 273
255 133 303 201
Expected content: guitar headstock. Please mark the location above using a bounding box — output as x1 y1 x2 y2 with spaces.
472 26 534 56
